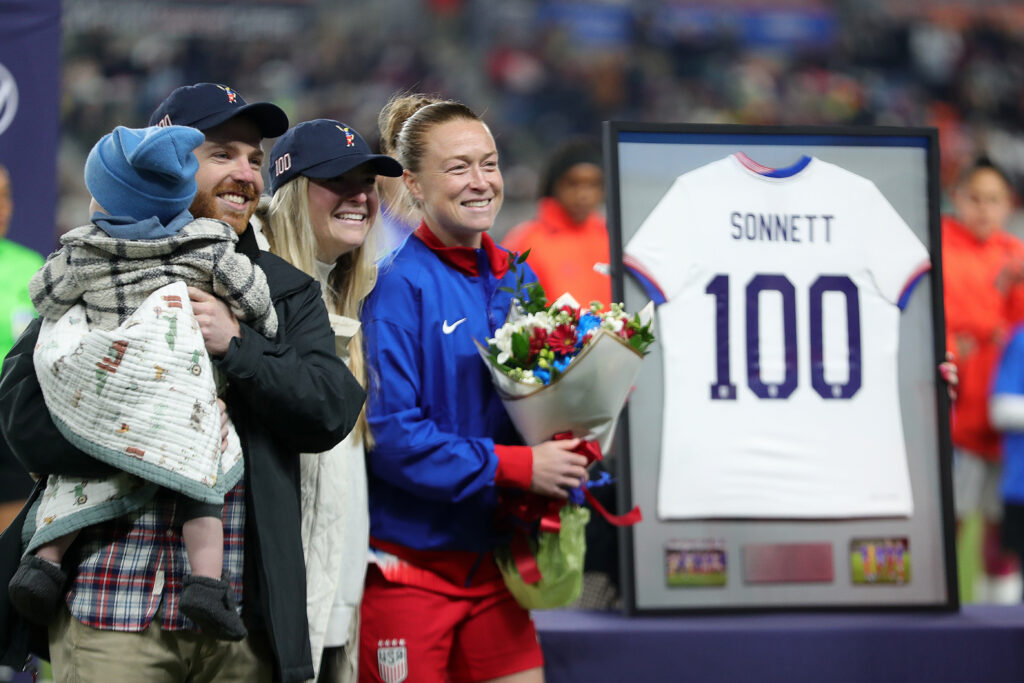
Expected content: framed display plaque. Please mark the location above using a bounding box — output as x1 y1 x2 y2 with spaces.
604 122 957 613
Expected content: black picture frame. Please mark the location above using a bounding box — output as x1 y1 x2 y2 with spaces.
603 121 957 614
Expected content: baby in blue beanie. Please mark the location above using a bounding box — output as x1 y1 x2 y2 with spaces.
10 125 277 641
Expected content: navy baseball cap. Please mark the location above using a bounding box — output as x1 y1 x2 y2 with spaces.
148 83 289 138
269 119 403 194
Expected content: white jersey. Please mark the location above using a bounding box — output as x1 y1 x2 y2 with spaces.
624 153 930 519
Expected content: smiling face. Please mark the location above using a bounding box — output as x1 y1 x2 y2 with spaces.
404 118 502 248
307 164 381 263
190 117 265 234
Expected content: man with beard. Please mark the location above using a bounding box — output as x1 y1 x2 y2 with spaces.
0 84 365 682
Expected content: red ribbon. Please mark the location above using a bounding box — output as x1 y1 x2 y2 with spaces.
502 433 643 584
510 530 542 584
582 487 643 527
551 432 642 528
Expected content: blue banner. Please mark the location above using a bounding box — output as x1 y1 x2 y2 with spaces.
0 0 61 256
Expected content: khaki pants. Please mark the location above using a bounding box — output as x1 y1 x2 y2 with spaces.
48 607 274 683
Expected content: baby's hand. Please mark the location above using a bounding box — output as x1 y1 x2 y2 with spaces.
188 287 240 357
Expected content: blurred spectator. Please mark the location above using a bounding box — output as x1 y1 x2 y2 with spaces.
502 140 611 306
0 165 43 360
52 4 1024 243
943 158 1024 603
0 163 43 532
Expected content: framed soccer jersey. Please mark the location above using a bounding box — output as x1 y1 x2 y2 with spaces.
605 123 956 612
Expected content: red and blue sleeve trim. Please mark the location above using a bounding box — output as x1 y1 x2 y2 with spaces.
897 261 932 310
623 255 667 305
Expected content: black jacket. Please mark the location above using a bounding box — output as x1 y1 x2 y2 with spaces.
0 227 365 682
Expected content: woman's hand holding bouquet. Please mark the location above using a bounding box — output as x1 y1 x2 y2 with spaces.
478 252 653 608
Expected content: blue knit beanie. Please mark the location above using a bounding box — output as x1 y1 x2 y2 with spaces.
85 125 205 224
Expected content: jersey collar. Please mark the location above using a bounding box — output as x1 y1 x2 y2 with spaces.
734 152 813 178
414 221 510 278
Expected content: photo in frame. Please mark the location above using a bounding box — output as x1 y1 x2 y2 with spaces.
604 122 957 613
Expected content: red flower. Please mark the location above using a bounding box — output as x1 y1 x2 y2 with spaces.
529 327 549 358
549 324 577 355
559 305 578 321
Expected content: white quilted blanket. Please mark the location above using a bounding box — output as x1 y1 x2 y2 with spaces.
27 282 244 551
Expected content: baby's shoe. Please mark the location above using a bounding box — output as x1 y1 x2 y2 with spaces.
8 555 68 625
179 574 248 641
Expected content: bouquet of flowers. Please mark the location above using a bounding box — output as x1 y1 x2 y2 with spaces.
477 253 653 608
476 266 654 453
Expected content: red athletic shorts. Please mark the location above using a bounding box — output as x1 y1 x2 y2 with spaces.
359 565 544 683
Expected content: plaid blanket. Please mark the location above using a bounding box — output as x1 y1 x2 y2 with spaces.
29 217 277 337
27 281 244 553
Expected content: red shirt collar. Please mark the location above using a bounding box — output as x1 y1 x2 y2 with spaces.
414 221 510 278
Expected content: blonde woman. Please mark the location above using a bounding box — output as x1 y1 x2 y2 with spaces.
359 94 589 683
258 118 402 683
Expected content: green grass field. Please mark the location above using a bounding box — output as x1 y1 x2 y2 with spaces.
666 572 727 587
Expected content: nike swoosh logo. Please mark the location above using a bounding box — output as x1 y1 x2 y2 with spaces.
442 318 467 334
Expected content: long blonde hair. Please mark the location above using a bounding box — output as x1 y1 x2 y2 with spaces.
259 176 378 446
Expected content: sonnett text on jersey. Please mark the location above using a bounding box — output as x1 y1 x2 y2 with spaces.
730 212 834 243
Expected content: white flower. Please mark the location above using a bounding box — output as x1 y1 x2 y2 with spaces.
490 324 518 365
522 311 556 333
601 314 625 333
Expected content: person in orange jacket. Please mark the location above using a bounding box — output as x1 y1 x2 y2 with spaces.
502 140 611 307
943 157 1024 602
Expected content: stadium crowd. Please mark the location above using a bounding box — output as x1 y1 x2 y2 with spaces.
55 1 1024 237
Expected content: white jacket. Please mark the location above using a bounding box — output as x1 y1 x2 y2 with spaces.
300 314 369 681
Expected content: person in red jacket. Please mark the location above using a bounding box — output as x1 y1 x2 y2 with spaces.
943 157 1024 602
502 140 611 307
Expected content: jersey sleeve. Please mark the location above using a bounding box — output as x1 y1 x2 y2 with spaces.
623 177 689 304
860 182 931 308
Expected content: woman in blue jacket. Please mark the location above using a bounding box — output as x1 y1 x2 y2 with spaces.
359 94 589 683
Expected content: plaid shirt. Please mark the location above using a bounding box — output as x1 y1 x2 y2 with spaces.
66 482 245 631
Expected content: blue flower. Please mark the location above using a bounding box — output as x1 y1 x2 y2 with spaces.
581 313 602 337
534 368 551 385
553 357 571 374
576 313 601 347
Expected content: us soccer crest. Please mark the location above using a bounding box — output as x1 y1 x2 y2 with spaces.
377 639 408 683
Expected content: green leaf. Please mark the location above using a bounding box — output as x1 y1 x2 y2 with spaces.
532 282 547 305
511 330 530 362
517 248 531 265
